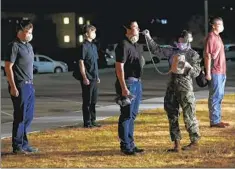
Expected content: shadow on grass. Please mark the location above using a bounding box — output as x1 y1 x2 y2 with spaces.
1 149 125 157
1 152 15 156
1 151 47 158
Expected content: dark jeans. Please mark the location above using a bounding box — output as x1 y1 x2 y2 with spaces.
115 78 142 151
80 80 98 126
9 83 35 150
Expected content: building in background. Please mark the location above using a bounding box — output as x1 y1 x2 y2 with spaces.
49 12 92 48
1 12 93 49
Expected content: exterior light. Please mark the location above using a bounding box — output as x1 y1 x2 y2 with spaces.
78 17 84 25
63 17 69 24
79 35 84 43
64 35 70 43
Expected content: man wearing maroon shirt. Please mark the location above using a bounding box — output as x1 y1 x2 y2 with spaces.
204 17 230 128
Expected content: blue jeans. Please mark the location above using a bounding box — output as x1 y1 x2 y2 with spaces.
116 79 142 151
9 83 35 150
208 74 226 125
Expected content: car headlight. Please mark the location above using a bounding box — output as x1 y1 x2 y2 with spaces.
61 62 67 66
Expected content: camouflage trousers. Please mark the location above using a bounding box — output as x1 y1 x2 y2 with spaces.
164 88 200 142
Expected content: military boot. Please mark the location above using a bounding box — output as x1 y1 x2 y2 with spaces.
182 140 199 151
167 140 181 152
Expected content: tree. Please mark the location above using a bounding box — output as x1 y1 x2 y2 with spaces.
187 15 205 48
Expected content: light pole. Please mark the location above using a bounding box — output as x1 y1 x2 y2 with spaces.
204 0 209 36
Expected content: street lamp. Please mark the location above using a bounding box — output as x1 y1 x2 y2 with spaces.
204 0 208 36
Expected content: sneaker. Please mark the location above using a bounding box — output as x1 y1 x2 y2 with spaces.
133 147 144 153
91 121 101 127
210 122 226 128
23 146 39 153
13 148 28 154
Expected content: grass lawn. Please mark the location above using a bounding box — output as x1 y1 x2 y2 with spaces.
1 94 235 168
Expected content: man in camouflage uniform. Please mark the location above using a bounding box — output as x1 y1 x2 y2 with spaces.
143 30 201 152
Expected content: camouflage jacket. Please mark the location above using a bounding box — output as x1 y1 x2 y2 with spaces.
146 37 201 92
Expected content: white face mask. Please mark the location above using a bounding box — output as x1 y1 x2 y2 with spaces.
188 36 193 43
25 34 33 42
129 35 139 44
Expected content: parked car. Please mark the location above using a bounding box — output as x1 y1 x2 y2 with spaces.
224 43 235 51
142 44 165 64
105 43 161 65
98 49 115 68
224 44 235 61
34 54 68 73
1 60 6 76
1 61 38 76
33 65 38 74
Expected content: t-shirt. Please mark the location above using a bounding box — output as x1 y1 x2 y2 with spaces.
204 32 226 75
115 37 144 79
4 39 34 83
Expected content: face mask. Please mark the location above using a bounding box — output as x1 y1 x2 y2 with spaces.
176 42 189 51
25 34 33 42
219 26 224 33
188 37 193 43
129 35 139 44
185 33 193 43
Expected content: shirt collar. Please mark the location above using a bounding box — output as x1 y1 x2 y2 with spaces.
16 37 28 44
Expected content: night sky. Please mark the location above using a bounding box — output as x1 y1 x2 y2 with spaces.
2 0 235 44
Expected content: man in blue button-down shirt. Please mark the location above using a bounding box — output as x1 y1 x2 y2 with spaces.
78 25 101 128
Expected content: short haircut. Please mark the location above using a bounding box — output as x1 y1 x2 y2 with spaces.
16 19 33 32
180 30 191 38
176 30 192 41
82 24 96 35
123 19 138 29
209 16 223 26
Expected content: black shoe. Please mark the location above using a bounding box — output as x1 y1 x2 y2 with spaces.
133 147 144 153
121 149 136 155
84 124 93 128
23 146 39 153
91 121 101 127
13 148 28 154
